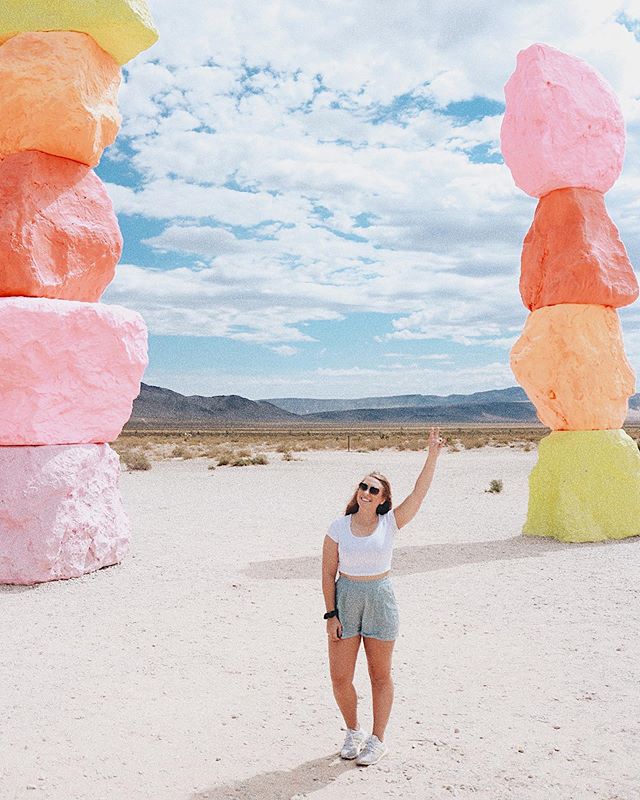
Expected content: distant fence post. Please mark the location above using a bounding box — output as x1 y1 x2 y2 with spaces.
347 435 350 452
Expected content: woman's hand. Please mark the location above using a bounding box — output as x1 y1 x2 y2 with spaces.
326 616 342 642
427 426 446 458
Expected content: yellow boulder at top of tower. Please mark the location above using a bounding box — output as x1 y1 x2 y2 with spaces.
0 0 158 65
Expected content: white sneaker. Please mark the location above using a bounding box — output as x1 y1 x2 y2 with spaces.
340 727 367 759
355 734 388 766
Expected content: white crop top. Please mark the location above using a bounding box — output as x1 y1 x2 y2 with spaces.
326 511 398 576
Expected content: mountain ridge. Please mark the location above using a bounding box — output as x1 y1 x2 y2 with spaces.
126 383 640 427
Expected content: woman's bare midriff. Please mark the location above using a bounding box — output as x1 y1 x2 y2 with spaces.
339 570 390 581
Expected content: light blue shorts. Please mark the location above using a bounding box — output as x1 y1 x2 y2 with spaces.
335 575 399 641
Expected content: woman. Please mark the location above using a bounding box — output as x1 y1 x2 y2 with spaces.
321 427 445 766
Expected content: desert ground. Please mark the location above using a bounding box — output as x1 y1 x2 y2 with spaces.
2 445 639 800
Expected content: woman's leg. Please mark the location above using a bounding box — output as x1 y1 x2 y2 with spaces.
362 637 395 741
328 635 362 729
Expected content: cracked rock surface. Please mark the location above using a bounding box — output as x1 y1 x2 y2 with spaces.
0 443 129 584
0 297 148 445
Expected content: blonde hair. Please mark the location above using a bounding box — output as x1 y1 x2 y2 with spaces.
344 471 392 516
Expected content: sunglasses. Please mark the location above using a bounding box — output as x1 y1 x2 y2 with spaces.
358 482 381 496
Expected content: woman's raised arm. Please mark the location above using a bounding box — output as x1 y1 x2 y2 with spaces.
393 427 445 530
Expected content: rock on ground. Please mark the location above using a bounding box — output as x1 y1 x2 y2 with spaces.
0 443 129 584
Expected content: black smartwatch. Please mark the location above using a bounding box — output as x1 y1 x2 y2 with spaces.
323 609 338 620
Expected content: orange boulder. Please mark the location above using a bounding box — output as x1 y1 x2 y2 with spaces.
510 304 635 430
0 31 121 167
521 188 638 311
0 152 122 301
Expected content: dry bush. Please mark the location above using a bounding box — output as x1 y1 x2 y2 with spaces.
486 479 504 493
120 449 152 471
171 444 197 459
216 450 236 465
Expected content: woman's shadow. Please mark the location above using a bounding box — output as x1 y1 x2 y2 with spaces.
241 534 637 581
192 754 356 800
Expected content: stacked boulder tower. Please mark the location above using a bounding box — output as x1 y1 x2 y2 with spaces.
501 43 640 542
0 1 158 584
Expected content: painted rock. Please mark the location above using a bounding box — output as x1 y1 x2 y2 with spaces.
524 429 640 542
0 298 148 445
0 152 122 301
521 187 638 310
501 43 625 197
510 304 635 430
0 444 130 584
0 31 121 167
0 0 158 65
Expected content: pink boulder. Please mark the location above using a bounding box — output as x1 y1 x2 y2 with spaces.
0 151 122 301
510 304 635 430
0 31 121 167
501 43 625 197
0 444 129 585
521 188 638 311
0 297 148 445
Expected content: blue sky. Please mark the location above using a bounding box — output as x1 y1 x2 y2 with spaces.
98 0 640 399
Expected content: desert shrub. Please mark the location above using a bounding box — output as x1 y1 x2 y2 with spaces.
281 450 294 461
217 450 235 466
204 446 226 459
121 449 151 471
486 479 503 494
523 442 533 452
171 444 197 459
231 457 252 466
251 454 268 465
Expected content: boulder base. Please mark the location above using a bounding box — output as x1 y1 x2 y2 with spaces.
525 430 640 542
501 43 625 197
0 444 129 584
521 188 638 311
0 0 159 65
0 31 121 167
510 304 635 430
0 151 122 301
0 297 148 445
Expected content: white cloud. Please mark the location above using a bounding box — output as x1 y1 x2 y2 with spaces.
104 0 640 393
269 345 298 356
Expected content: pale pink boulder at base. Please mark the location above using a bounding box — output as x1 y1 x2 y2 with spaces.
0 298 148 445
0 151 122 301
501 43 625 197
510 304 635 431
0 31 121 167
0 444 129 585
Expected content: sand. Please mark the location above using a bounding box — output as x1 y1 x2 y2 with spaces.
1 446 639 800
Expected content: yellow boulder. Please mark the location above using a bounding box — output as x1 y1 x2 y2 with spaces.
0 31 121 167
524 429 640 542
0 0 158 65
510 304 635 430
